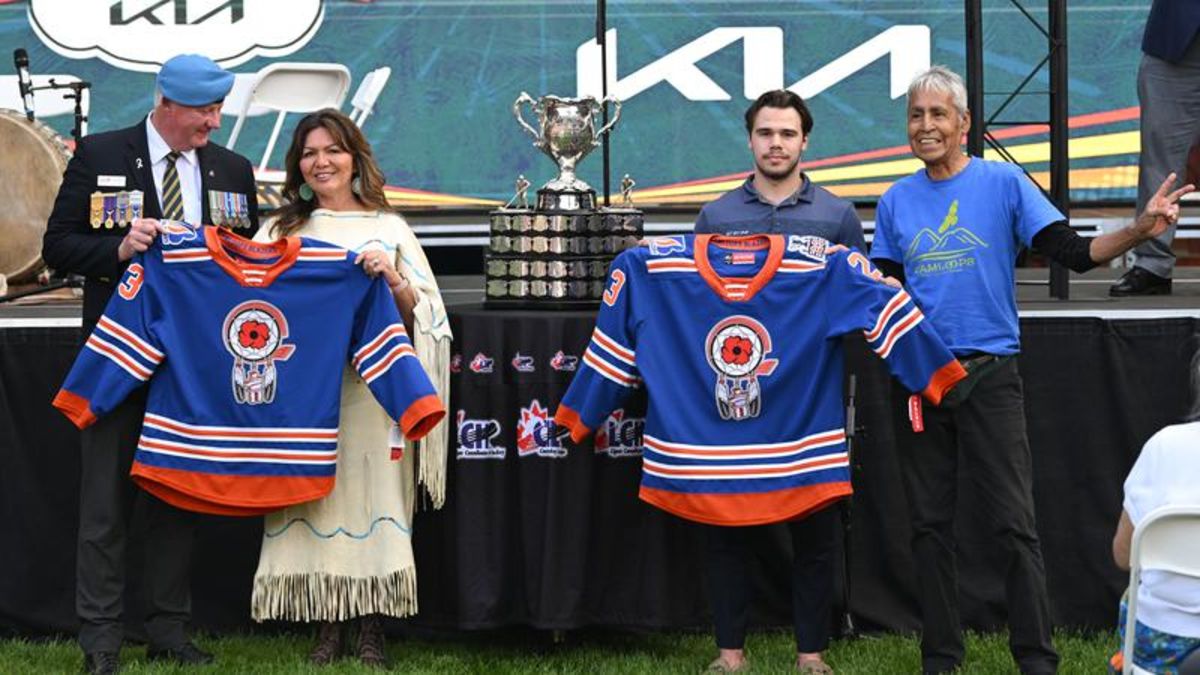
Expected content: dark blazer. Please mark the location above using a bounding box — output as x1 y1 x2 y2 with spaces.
42 118 259 329
1143 0 1200 63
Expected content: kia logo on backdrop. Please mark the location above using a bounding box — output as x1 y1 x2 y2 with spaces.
28 0 325 72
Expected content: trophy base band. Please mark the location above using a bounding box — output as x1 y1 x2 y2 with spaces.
537 188 596 212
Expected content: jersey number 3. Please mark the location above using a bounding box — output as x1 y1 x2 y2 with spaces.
118 263 145 300
602 269 626 306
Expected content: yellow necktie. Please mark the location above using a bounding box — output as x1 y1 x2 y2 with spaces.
161 151 184 221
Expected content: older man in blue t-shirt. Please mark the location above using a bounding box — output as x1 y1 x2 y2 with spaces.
871 66 1191 675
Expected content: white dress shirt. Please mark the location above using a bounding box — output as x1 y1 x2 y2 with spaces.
146 113 202 226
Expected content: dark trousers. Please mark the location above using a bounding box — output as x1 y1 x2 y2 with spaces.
77 388 196 654
704 505 837 653
891 357 1058 675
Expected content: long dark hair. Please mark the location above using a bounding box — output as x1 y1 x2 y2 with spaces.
269 108 393 238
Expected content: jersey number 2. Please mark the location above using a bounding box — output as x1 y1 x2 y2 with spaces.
118 263 145 300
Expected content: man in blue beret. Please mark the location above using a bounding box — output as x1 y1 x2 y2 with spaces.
43 53 258 675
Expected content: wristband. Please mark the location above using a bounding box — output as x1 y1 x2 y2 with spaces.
389 275 411 292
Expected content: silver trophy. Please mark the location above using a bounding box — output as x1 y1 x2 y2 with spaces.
513 92 622 211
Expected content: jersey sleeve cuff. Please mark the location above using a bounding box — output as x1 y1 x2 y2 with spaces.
53 389 98 429
398 394 446 442
553 404 591 444
922 359 968 406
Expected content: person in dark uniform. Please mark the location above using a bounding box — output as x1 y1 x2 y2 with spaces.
42 53 258 675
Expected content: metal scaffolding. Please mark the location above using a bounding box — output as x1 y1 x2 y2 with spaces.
965 0 1070 298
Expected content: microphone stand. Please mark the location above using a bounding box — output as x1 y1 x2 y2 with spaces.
28 78 91 140
838 374 861 639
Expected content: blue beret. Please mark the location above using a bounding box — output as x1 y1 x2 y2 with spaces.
156 54 234 106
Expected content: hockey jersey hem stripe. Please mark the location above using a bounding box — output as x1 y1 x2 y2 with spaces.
921 359 968 406
143 413 337 440
98 316 164 363
52 389 97 429
553 404 590 444
643 453 848 479
643 430 845 458
138 437 337 463
399 394 446 441
130 467 330 516
639 481 851 526
85 335 153 380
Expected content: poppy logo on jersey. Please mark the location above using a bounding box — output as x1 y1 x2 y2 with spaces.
222 300 295 405
704 315 778 421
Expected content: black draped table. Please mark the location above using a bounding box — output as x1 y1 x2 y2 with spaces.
1 304 1198 636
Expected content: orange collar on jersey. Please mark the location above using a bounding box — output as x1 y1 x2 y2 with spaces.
204 226 301 288
693 234 784 302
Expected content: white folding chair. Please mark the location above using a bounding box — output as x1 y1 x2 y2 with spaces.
348 66 391 129
224 62 351 179
1124 505 1200 674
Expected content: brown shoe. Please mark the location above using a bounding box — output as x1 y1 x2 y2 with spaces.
356 615 388 669
309 621 343 666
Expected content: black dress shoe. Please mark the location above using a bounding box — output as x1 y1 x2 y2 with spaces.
146 641 214 665
1109 266 1172 296
82 651 119 675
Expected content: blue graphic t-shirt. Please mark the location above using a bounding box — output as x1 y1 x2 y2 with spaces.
871 158 1063 356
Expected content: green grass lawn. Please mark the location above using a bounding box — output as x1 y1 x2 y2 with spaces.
0 628 1116 674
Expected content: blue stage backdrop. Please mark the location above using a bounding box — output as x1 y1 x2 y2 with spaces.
0 1 1148 207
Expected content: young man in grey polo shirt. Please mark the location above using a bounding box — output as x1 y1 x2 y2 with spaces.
694 89 866 255
693 89 865 675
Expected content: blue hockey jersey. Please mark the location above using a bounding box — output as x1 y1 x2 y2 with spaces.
53 225 445 516
554 234 965 526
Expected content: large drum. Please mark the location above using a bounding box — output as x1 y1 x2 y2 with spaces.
0 109 70 282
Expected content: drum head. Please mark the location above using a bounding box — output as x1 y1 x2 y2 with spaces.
0 110 70 282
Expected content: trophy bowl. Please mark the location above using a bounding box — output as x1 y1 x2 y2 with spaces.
513 92 621 210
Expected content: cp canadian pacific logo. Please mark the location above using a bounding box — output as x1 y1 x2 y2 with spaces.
455 410 505 460
595 409 644 457
28 0 325 72
705 315 778 421
516 400 566 458
222 300 294 405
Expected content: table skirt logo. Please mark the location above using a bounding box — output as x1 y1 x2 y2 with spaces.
455 410 505 460
594 409 644 457
468 352 494 374
29 0 325 72
549 350 578 372
516 400 567 458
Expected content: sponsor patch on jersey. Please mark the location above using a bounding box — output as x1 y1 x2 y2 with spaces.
549 350 579 372
469 352 494 374
456 410 506 459
787 235 828 261
511 351 536 373
645 236 686 256
516 400 568 458
159 220 198 245
594 408 645 457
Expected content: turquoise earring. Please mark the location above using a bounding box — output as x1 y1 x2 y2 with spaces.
351 176 362 196
298 183 314 201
